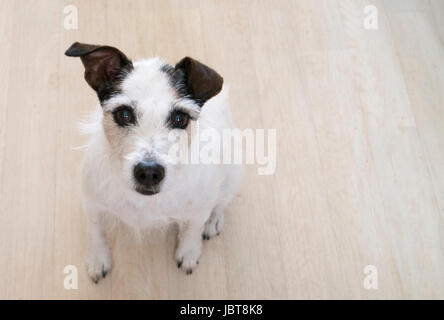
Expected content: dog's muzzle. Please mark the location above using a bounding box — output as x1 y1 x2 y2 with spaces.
133 160 165 195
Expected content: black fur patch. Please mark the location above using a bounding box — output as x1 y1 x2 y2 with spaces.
160 63 189 99
96 64 133 103
95 59 133 102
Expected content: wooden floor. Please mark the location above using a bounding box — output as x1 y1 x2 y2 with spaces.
0 0 443 299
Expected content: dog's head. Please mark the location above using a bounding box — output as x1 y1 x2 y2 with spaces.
66 42 223 196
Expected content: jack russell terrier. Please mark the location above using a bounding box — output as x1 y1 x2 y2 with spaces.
65 42 242 282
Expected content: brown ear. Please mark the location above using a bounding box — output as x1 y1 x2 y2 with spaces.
175 57 223 106
65 42 133 100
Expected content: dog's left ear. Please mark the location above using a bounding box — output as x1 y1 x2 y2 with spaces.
175 57 223 107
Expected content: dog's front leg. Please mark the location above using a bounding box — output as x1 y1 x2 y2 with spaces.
85 212 111 283
176 218 206 275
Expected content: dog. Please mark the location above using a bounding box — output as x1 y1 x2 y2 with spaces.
65 42 242 282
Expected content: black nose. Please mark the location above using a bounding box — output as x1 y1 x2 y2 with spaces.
133 161 165 188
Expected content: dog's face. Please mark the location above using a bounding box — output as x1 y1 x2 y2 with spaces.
66 42 223 196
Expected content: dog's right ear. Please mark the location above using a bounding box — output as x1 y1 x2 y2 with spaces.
65 42 133 98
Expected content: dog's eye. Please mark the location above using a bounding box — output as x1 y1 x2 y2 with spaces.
113 106 135 127
170 110 190 129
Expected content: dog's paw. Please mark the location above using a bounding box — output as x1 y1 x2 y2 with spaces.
202 211 224 240
176 245 201 275
86 247 111 284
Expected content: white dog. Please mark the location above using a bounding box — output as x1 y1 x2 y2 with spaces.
65 42 242 282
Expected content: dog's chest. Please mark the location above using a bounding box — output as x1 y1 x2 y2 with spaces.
104 191 211 228
94 169 221 228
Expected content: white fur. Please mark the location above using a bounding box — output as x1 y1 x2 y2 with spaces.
81 58 242 281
